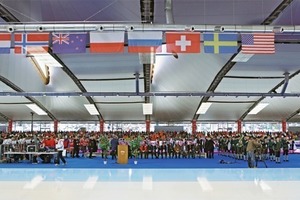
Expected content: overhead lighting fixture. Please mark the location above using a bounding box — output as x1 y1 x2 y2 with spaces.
7 25 14 33
26 104 47 115
84 104 99 115
143 103 153 115
248 103 269 115
232 52 254 62
214 26 225 32
196 102 212 114
273 26 284 33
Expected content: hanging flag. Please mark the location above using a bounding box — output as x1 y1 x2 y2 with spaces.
89 32 124 53
127 31 162 53
14 33 49 54
203 33 238 54
166 32 200 53
241 33 275 54
0 33 11 54
52 33 87 54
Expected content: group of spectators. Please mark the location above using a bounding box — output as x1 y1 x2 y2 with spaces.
0 130 298 166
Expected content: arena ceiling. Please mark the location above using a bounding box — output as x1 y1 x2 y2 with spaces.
0 0 300 124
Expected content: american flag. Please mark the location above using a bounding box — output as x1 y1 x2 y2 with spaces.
241 33 275 54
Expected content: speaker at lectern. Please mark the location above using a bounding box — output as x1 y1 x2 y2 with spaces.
117 145 128 164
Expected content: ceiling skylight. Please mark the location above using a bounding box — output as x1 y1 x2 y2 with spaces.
248 103 269 115
196 102 212 114
26 104 47 115
143 103 153 115
84 104 99 115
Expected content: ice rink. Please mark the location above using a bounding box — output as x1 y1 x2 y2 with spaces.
1 168 300 200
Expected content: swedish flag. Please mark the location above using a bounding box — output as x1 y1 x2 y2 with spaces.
204 33 238 54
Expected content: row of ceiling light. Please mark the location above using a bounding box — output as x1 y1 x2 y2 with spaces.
27 101 269 117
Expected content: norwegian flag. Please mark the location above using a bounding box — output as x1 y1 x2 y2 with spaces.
14 33 49 54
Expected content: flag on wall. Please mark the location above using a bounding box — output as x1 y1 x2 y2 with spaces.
89 32 124 53
203 33 238 54
14 33 49 54
0 33 11 54
52 33 87 54
127 31 162 53
241 33 275 54
166 32 200 53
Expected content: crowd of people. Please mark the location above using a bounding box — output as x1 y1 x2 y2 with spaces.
0 130 298 167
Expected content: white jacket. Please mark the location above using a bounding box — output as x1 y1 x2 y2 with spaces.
56 139 64 151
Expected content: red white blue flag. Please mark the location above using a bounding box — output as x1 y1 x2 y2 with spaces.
0 33 11 54
14 33 49 54
241 33 275 54
52 33 87 54
127 31 162 53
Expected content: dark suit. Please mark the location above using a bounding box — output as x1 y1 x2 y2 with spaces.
110 138 119 160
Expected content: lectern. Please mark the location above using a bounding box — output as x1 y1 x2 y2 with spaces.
117 145 128 164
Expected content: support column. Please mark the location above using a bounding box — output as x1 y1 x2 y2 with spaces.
8 119 13 132
146 120 150 133
192 119 197 134
30 112 34 134
282 119 287 133
237 120 242 133
54 120 58 133
100 119 104 133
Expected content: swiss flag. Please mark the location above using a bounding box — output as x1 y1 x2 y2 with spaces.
166 32 200 53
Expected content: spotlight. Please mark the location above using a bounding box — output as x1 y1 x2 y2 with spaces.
273 26 284 33
7 26 14 33
98 26 104 31
37 26 44 32
129 26 134 31
214 26 225 32
185 26 195 32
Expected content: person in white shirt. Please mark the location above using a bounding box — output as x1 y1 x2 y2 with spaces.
55 135 67 166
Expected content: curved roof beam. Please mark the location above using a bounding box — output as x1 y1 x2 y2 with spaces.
0 3 20 22
0 112 9 121
0 75 57 120
49 52 103 121
239 70 300 121
193 0 295 120
0 6 58 122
